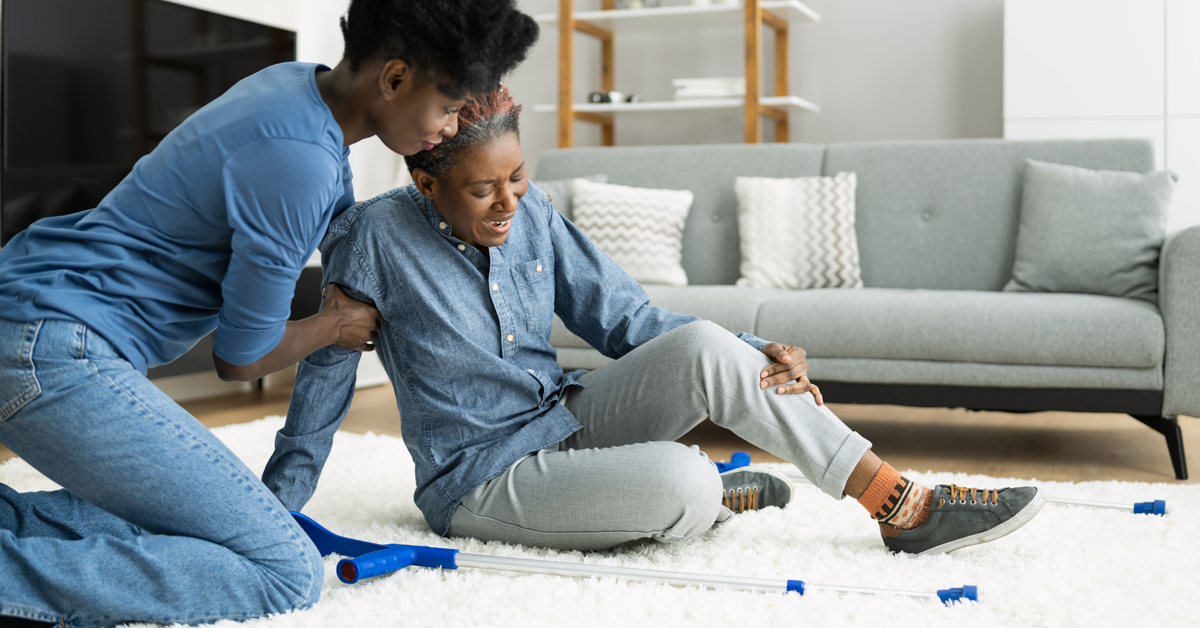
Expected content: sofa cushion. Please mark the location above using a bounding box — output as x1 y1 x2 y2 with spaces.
536 144 826 285
1004 159 1174 303
753 288 1163 369
573 179 693 286
734 172 863 290
822 138 1157 292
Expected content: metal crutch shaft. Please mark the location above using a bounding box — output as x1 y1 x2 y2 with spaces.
292 512 978 605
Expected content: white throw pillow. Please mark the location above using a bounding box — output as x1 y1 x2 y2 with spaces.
572 179 694 286
734 172 863 290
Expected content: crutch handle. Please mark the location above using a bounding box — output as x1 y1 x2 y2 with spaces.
339 547 417 584
335 543 461 583
292 511 460 584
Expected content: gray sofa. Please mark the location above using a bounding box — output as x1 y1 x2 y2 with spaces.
535 138 1199 480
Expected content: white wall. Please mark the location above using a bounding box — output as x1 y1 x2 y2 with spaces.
507 0 1005 175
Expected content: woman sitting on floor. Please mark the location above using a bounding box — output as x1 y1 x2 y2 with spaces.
262 89 1044 556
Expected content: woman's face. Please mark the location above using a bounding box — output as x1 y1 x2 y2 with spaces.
418 132 527 250
369 61 469 156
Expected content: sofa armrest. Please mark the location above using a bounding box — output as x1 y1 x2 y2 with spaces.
1161 224 1200 417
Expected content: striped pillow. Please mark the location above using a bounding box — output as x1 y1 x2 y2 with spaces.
572 179 694 286
734 172 862 290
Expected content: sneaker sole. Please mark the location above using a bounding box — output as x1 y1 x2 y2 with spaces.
916 487 1046 556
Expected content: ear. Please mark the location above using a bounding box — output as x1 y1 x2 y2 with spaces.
378 59 412 101
412 168 438 199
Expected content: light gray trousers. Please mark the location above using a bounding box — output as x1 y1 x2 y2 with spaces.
446 321 872 550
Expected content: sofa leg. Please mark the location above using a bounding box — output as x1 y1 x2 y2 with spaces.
1130 414 1188 480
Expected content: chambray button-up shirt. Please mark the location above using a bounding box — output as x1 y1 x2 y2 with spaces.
262 183 767 535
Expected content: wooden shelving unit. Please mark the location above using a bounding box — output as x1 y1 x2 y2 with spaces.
535 0 820 148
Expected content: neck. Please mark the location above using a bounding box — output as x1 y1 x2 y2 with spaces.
316 60 375 147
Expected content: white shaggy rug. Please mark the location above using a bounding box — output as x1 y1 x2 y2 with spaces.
1 417 1194 628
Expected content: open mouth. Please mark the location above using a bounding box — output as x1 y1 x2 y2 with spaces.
483 217 513 235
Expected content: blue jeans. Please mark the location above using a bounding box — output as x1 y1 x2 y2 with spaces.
0 319 323 627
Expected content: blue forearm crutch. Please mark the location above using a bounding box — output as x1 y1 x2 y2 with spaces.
292 512 978 605
715 452 1168 515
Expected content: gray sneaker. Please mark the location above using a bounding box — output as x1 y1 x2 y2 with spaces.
882 484 1045 555
719 465 793 513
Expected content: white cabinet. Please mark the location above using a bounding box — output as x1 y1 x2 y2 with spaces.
1004 0 1200 231
1004 0 1163 119
1167 0 1200 115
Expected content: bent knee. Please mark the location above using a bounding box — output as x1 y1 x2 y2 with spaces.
641 443 723 541
258 531 324 612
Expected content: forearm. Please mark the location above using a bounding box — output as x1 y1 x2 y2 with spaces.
214 312 338 382
261 345 361 511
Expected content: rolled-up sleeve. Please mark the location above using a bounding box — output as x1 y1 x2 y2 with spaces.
214 139 341 365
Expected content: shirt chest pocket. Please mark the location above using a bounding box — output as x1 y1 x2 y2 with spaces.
511 257 554 332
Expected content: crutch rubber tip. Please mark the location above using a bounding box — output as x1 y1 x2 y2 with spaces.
1133 500 1168 515
937 585 978 605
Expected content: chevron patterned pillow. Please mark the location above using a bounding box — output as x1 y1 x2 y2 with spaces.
572 179 694 286
733 172 863 290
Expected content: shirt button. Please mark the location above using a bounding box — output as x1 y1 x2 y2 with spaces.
439 222 447 229
506 334 515 342
536 265 543 272
492 283 499 291
457 244 466 251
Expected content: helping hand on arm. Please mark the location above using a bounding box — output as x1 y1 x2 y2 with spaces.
214 283 381 382
758 342 823 405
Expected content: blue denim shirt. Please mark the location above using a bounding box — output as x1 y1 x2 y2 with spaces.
261 183 768 535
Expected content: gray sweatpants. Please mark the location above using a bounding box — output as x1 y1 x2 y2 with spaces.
446 320 872 550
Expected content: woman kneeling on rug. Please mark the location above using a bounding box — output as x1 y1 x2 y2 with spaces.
263 89 1044 556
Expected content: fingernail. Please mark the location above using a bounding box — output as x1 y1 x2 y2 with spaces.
761 371 768 377
779 387 788 393
760 381 767 388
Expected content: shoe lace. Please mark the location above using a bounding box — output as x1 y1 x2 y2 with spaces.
722 486 760 513
945 484 998 506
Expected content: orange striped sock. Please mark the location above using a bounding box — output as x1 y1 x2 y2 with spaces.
856 462 932 530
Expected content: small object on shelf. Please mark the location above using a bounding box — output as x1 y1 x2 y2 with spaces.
589 90 642 104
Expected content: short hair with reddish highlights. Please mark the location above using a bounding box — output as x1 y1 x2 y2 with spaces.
404 87 522 177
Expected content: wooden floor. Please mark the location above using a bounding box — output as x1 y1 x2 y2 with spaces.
2 384 1196 483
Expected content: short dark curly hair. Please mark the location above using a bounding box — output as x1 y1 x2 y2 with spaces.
340 0 539 99
404 87 522 177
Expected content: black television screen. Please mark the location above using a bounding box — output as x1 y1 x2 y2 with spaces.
2 0 296 245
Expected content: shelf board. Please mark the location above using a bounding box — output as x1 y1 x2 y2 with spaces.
533 95 820 114
533 1 820 32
